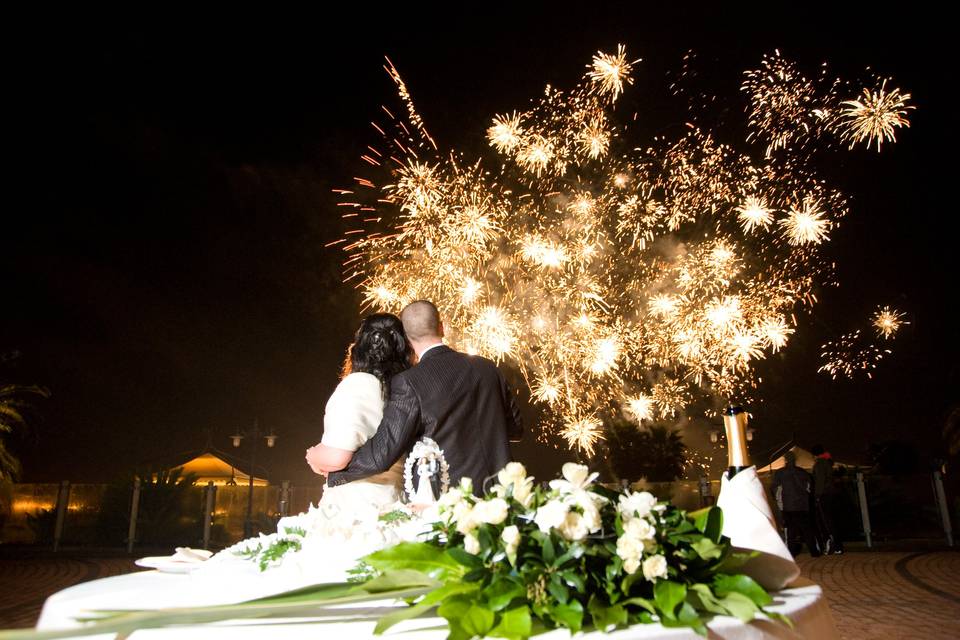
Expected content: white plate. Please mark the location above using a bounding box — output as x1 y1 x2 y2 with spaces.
135 557 205 574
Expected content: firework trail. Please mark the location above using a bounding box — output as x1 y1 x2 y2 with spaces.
335 47 912 454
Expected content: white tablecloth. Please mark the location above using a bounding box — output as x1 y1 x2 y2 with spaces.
37 569 839 639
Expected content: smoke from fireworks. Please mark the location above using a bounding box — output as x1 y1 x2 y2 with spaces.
335 47 911 454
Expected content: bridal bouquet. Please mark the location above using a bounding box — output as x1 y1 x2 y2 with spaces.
358 462 788 638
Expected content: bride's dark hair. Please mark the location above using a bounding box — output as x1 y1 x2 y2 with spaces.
341 313 413 398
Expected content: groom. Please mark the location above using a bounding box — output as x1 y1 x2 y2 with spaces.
325 300 523 493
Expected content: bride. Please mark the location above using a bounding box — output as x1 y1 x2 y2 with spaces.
194 314 419 589
305 312 413 513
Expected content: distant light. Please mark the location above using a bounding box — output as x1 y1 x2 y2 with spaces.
230 434 243 448
265 433 278 448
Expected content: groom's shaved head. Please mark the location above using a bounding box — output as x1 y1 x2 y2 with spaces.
401 300 442 341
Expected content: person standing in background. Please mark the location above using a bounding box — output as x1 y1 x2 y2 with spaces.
772 450 821 557
811 444 844 554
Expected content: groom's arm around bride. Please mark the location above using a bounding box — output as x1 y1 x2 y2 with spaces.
325 300 523 492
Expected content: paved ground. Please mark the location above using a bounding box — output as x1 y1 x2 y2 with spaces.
0 550 958 637
797 551 960 639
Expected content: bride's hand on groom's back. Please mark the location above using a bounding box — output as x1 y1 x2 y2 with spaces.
305 443 354 476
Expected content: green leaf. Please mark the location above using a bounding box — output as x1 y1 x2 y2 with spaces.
560 570 586 592
587 595 628 631
373 581 479 634
622 597 656 615
548 600 584 632
484 577 525 611
547 573 570 604
713 574 772 607
541 535 556 564
447 546 484 569
717 592 759 622
490 606 533 640
661 602 706 635
364 542 465 581
687 583 727 615
437 596 473 620
654 581 687 620
691 538 724 561
461 604 496 637
689 506 723 542
715 549 754 571
763 610 795 629
362 569 441 594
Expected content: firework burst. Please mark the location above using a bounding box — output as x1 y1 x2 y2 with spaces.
840 81 913 151
872 305 908 339
337 47 912 453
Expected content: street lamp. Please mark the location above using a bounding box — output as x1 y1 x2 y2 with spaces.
230 419 278 538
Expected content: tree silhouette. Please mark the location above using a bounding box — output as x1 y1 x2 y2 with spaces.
606 418 687 482
0 384 49 481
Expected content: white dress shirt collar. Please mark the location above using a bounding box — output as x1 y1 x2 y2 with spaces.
418 342 445 359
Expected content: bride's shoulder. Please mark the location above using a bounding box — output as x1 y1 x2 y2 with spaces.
336 371 384 394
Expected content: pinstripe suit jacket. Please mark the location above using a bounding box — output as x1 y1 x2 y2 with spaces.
326 345 523 491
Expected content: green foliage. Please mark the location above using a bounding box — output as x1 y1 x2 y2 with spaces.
359 468 788 638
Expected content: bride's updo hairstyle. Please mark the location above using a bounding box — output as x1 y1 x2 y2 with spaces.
342 313 413 398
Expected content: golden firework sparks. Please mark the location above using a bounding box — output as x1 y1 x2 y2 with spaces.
625 394 655 423
587 44 638 101
561 414 604 455
736 196 774 233
760 316 794 352
840 81 913 151
532 375 563 406
780 198 830 245
338 46 911 453
487 112 524 153
872 305 908 339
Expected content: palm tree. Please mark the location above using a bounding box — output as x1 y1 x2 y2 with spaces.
606 418 687 482
0 384 50 481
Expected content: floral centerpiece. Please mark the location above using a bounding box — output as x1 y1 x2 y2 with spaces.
358 462 788 638
0 463 789 640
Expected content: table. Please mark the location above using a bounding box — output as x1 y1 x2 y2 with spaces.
37 569 839 639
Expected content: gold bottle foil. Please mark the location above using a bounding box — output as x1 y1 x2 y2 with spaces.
722 406 751 469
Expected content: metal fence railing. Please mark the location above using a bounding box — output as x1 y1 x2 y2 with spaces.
1 470 953 551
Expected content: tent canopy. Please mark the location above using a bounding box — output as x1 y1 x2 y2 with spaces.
149 449 268 486
756 445 859 475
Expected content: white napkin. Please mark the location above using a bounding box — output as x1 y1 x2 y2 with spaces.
717 466 800 591
170 547 214 563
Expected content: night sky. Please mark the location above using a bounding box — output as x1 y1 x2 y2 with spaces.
4 8 956 485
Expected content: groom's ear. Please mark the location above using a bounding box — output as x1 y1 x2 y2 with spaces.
439 322 445 338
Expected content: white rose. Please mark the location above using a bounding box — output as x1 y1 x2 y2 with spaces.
474 498 510 525
459 477 474 494
568 490 604 533
642 554 668 582
501 524 521 547
438 487 465 510
616 533 644 564
549 463 600 494
618 491 657 520
464 531 480 555
512 477 535 508
497 462 527 486
501 524 521 564
558 511 590 541
454 503 479 534
623 556 641 575
534 499 569 532
624 517 656 541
